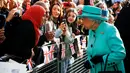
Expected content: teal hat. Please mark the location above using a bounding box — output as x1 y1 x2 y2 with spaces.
78 5 109 21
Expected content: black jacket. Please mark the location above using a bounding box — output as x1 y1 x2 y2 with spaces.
114 2 130 73
0 19 35 61
115 2 130 38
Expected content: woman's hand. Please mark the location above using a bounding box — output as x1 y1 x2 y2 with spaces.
59 22 67 35
6 8 22 22
6 9 16 22
72 33 75 38
59 22 66 31
45 31 54 41
62 27 67 35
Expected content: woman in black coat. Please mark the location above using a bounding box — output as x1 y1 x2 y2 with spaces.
114 1 130 73
0 5 46 62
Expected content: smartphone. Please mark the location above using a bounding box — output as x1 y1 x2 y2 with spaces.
62 18 67 24
14 10 21 17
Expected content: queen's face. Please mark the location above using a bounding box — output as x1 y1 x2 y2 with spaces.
82 18 94 29
52 5 61 18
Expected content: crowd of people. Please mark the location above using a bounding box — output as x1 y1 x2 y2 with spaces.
0 0 129 73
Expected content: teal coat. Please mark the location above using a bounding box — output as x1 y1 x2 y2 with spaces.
86 21 126 73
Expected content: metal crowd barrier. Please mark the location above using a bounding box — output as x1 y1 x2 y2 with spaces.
31 35 88 73
31 49 88 73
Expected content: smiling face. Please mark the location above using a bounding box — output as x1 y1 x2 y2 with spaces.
51 4 61 18
41 12 47 24
67 12 77 23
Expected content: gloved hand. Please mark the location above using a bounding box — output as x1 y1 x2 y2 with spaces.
84 60 92 69
90 55 103 64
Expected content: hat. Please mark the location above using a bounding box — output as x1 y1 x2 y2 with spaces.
77 5 109 21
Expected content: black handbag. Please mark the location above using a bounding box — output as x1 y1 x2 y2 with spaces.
98 54 122 73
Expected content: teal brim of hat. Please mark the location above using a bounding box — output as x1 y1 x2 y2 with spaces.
77 5 109 21
77 13 108 21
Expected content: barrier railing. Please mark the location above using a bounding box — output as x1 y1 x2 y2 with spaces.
31 35 88 73
0 35 88 73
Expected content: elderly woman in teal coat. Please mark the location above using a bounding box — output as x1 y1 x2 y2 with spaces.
78 5 126 73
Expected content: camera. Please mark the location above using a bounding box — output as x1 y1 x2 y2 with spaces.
62 18 67 24
14 10 20 17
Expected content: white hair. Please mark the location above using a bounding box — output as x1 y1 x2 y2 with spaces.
88 18 102 24
95 1 108 10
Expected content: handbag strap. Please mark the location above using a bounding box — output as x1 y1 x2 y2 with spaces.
104 54 110 71
103 54 120 72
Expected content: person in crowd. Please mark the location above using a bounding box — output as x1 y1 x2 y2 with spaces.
8 0 20 10
78 5 126 73
95 1 108 10
114 4 122 20
111 1 122 18
22 0 31 12
65 8 79 35
32 1 54 65
65 8 86 59
64 8 77 53
107 14 115 24
41 3 63 62
56 12 75 73
108 8 114 15
49 3 75 73
39 0 50 7
0 0 9 44
34 1 53 44
34 1 50 23
49 0 62 7
62 0 77 8
95 1 115 24
57 8 76 73
114 1 130 73
48 3 63 32
78 0 94 5
0 5 46 62
0 0 21 45
62 1 77 13
107 8 115 24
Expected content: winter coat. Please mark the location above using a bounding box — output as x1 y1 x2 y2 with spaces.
64 24 74 59
114 2 130 73
86 21 126 73
0 20 35 60
0 5 46 62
